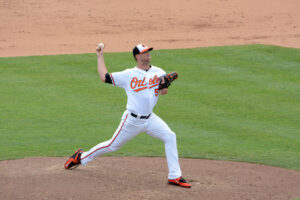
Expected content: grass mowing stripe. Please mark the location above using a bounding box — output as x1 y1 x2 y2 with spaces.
0 44 299 170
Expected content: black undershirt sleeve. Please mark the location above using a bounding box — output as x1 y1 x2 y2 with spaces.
105 73 112 84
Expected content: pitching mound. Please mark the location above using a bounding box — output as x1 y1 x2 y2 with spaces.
0 157 299 200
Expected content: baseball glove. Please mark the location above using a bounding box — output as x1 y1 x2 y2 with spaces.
159 72 178 90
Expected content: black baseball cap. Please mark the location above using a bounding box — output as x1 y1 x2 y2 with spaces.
133 44 153 59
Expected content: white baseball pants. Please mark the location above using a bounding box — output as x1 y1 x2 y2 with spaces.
80 110 182 179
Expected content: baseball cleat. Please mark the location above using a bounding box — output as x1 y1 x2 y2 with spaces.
168 177 191 188
64 148 83 169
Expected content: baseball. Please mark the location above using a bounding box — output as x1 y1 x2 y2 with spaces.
98 42 104 49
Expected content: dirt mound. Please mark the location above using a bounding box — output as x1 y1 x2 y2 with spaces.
0 157 299 200
0 0 299 57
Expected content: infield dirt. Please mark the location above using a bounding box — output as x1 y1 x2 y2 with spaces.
0 0 300 200
0 0 299 57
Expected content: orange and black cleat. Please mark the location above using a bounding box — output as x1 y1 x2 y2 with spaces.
168 177 191 188
64 148 83 169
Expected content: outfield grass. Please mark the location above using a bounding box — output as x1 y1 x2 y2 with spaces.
0 44 299 170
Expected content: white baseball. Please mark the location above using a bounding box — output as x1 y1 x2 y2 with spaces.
98 42 104 49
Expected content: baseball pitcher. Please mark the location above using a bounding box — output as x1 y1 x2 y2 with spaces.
64 43 191 188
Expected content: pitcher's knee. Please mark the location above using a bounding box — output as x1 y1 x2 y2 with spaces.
170 131 177 141
164 131 177 143
107 145 121 152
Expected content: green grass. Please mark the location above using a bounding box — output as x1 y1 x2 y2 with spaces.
0 44 299 170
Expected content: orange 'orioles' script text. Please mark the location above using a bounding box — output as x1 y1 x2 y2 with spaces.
130 75 160 92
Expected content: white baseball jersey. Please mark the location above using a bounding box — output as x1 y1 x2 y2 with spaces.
110 65 166 115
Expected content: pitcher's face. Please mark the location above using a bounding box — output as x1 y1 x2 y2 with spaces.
137 51 151 63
